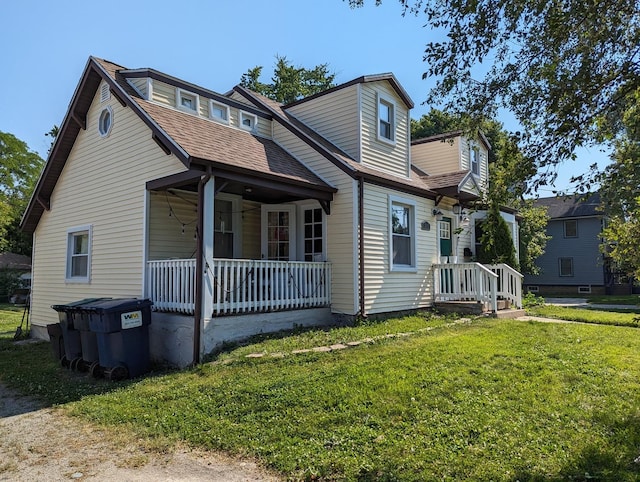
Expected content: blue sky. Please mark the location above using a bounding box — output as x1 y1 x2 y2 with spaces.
1 0 608 193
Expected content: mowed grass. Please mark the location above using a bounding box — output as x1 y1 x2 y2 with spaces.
2 306 640 480
528 304 640 327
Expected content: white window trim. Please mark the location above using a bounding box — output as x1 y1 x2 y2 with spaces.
98 106 113 138
239 111 258 132
261 204 297 261
209 100 230 124
65 225 92 283
469 143 480 176
527 286 540 293
214 193 243 257
389 195 417 272
176 88 200 114
377 92 396 145
296 202 327 262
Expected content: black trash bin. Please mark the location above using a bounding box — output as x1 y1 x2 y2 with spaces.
86 298 153 380
52 298 109 371
46 323 64 362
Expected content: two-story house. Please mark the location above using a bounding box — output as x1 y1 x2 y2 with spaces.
523 193 619 296
21 57 522 367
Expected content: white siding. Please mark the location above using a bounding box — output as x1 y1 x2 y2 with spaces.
286 85 360 161
148 190 198 260
411 137 461 176
151 80 175 106
362 184 437 314
460 137 489 193
241 200 261 259
272 123 358 315
360 82 410 177
127 78 148 98
30 92 188 329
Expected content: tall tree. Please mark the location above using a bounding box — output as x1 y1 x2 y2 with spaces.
240 56 336 104
0 131 44 255
350 0 640 188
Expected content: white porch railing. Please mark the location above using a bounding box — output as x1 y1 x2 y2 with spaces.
434 262 498 312
486 264 523 308
146 258 332 316
433 262 523 311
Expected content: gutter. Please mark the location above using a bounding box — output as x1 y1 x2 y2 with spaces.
358 176 366 319
193 167 211 365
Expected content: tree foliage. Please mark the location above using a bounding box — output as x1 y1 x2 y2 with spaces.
240 56 336 104
477 203 519 269
412 109 547 272
0 131 44 255
350 0 640 188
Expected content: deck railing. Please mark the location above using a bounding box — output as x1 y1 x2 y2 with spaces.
433 262 523 311
146 258 332 316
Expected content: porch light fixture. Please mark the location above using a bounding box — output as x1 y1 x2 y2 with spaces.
432 208 443 221
452 203 462 215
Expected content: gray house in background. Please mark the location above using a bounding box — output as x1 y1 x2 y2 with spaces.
523 193 618 296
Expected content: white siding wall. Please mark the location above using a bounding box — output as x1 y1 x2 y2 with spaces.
286 85 360 161
30 84 188 329
363 184 437 314
360 82 410 177
242 200 261 259
460 137 489 193
410 138 461 176
272 123 358 315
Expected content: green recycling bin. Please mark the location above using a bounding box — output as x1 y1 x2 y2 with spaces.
86 298 153 380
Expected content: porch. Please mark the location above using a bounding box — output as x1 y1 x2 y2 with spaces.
146 258 332 316
433 262 523 313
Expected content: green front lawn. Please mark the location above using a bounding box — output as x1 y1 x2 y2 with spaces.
528 304 640 327
587 294 640 305
2 308 640 480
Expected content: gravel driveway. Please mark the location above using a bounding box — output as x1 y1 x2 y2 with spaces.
0 383 279 481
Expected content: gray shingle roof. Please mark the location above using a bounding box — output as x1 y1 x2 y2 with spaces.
534 193 602 219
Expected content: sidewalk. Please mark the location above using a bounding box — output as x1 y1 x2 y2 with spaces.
544 298 640 311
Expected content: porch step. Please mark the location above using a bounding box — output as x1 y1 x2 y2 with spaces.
490 308 526 319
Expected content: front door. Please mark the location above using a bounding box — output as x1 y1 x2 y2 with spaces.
438 217 452 257
261 205 297 260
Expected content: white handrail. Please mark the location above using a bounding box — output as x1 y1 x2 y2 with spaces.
486 264 523 308
433 262 498 312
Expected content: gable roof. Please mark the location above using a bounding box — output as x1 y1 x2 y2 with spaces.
418 170 482 202
284 73 414 109
21 57 336 233
534 193 602 219
411 130 492 151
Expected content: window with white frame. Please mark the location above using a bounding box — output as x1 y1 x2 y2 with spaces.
209 100 229 123
240 111 257 131
377 93 395 143
559 257 574 277
564 219 578 238
66 225 92 282
390 196 415 269
176 88 199 114
303 207 324 261
470 145 480 175
98 106 113 137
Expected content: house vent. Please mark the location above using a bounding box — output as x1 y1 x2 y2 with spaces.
100 83 110 103
527 286 539 293
578 285 592 294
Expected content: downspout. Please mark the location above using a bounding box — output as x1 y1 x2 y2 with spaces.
358 176 366 319
193 167 211 366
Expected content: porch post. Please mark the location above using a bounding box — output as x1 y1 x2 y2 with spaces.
201 176 215 348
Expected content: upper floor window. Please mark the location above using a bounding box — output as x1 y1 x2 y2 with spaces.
564 219 578 238
470 145 480 175
209 100 229 124
240 111 257 132
377 93 396 144
176 88 199 114
389 196 416 270
98 106 113 137
66 225 92 283
559 257 574 277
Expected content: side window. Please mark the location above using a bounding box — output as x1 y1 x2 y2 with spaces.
303 207 324 262
559 257 574 277
390 196 415 269
470 145 480 175
564 220 578 238
377 93 396 144
66 225 92 283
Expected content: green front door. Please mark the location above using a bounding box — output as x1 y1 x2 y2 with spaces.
438 217 452 257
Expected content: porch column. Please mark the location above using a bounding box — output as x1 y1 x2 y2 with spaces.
201 176 215 348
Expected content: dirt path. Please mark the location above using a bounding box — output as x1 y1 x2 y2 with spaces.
0 383 279 482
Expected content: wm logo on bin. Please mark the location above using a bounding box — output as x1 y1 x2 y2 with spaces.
121 310 143 329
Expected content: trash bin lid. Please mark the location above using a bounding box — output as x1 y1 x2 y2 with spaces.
83 298 153 313
52 298 110 312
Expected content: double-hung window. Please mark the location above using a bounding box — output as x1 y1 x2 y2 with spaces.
470 145 480 175
559 257 574 277
377 93 395 144
66 225 92 283
389 196 416 270
564 220 578 238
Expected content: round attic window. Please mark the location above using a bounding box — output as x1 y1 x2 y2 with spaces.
98 106 113 137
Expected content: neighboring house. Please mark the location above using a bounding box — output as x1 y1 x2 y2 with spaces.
524 193 617 295
0 252 32 303
21 57 522 367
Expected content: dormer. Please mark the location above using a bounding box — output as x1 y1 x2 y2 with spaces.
411 131 490 195
121 71 272 138
284 74 414 178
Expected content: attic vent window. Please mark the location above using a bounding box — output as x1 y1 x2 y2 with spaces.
100 83 110 103
98 106 113 137
209 100 229 124
176 88 199 114
240 112 257 132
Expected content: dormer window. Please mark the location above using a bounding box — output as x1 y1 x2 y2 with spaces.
176 88 199 114
377 92 396 144
240 111 257 132
209 100 230 124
